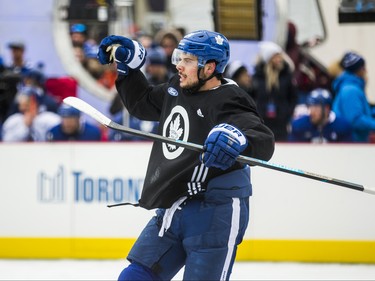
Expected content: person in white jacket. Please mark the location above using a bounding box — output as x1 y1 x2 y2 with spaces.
2 86 60 142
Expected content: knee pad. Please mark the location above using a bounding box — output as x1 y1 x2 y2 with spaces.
118 262 161 281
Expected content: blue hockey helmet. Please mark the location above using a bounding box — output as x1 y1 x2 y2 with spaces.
172 30 230 73
307 88 332 106
58 104 81 117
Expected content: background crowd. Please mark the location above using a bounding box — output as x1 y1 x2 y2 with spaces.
1 21 375 143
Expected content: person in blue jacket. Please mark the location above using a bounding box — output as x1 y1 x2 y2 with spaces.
332 51 375 142
46 104 102 141
289 88 352 143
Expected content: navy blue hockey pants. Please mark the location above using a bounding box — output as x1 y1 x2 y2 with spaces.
120 166 252 281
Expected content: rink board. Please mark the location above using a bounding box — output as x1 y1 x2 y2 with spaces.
0 143 374 262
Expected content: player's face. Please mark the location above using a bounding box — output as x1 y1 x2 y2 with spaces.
61 117 80 134
174 51 199 89
309 104 327 125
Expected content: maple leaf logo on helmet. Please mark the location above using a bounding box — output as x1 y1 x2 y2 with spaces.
215 35 224 45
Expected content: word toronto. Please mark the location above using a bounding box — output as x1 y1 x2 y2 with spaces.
37 166 143 204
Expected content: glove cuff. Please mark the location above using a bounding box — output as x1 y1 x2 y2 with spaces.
126 40 146 69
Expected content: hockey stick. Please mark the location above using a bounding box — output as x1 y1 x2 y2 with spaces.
63 96 375 196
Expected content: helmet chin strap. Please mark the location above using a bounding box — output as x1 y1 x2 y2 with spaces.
185 67 216 94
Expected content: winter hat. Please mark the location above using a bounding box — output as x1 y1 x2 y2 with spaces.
258 41 283 63
341 51 365 73
225 60 247 79
70 23 87 34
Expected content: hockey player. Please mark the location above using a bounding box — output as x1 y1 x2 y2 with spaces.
289 88 352 143
97 30 275 280
46 104 102 141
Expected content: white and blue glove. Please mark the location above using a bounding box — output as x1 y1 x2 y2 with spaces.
97 35 146 75
201 124 248 170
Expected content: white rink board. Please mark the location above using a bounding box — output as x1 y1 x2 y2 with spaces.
0 143 153 238
0 143 374 240
249 144 375 240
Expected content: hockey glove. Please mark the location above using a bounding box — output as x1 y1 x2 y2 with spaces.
97 35 146 73
201 124 248 170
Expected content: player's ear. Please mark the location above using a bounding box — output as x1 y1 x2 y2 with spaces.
205 61 216 74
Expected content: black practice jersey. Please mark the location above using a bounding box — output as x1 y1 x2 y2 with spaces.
116 71 275 209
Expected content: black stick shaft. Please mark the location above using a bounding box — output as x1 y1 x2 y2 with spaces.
109 121 366 193
63 97 375 196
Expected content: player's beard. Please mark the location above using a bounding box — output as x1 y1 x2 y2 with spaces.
181 79 200 90
181 70 208 92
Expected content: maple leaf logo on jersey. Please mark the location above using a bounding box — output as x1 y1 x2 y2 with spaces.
167 114 184 150
162 105 189 160
215 35 224 45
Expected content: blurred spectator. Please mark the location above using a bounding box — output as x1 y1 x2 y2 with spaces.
70 23 99 58
285 21 332 104
286 20 315 99
2 41 52 123
285 21 300 70
289 88 352 143
73 46 86 65
251 41 298 141
332 51 375 142
5 69 60 117
70 23 87 46
145 46 171 85
70 24 114 89
154 28 183 75
6 41 33 75
46 104 102 141
2 86 60 142
97 62 117 89
224 60 252 96
75 46 115 90
0 62 21 125
23 69 59 113
108 110 159 142
84 56 105 80
77 42 100 77
135 31 154 50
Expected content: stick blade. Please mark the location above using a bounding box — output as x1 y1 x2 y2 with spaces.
63 97 111 126
363 186 375 195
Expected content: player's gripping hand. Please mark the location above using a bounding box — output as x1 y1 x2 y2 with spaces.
97 35 146 75
201 124 248 170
